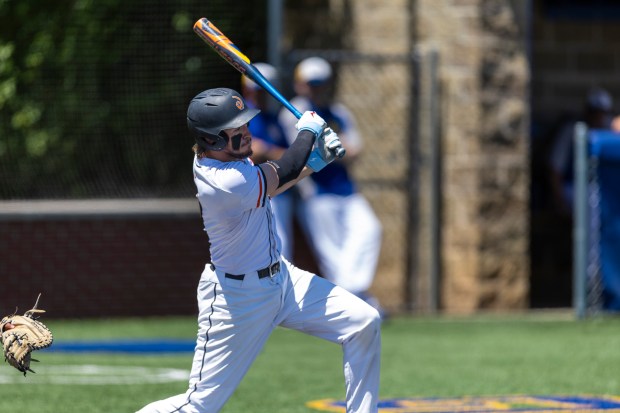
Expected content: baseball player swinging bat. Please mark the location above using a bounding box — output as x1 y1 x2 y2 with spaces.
193 17 345 158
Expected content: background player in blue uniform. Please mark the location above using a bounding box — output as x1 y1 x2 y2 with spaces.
242 63 296 260
279 57 385 317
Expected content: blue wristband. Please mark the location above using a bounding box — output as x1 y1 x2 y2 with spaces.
306 147 328 172
298 124 323 137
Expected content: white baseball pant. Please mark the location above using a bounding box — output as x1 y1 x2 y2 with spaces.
136 257 381 413
271 191 295 260
297 193 382 294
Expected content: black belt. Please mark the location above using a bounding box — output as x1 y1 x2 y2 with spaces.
222 261 281 280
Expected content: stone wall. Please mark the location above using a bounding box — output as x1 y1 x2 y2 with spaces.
284 0 531 314
414 0 529 312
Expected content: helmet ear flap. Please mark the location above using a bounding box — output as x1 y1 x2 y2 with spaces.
196 131 229 151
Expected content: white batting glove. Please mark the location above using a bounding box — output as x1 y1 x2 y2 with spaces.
295 111 327 137
306 128 346 172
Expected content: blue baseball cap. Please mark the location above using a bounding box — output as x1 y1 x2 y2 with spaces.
586 88 613 112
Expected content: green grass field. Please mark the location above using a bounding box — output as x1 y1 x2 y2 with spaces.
0 313 618 413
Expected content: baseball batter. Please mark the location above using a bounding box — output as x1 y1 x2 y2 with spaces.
135 88 381 413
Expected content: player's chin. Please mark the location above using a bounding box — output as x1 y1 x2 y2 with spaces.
228 147 253 160
240 140 253 158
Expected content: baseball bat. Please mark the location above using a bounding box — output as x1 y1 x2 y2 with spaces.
193 17 345 158
193 17 302 119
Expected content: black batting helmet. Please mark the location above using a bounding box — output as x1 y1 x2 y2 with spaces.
187 88 260 151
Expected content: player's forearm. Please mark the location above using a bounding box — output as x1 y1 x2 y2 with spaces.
262 130 314 195
272 166 313 197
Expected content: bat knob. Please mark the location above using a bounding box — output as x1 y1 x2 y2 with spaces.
335 147 346 158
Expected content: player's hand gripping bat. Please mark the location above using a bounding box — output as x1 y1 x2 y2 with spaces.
193 17 345 158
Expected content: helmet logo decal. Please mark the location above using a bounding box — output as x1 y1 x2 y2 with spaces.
232 95 244 110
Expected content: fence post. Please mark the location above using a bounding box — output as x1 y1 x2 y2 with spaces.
428 49 441 313
405 51 421 313
267 0 283 70
573 122 588 319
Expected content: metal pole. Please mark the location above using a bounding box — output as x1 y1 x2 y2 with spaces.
428 49 441 313
405 51 421 313
267 0 283 70
573 121 588 319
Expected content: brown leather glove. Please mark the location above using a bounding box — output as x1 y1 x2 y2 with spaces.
1 294 53 376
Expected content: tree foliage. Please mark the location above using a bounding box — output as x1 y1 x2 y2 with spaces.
0 0 266 198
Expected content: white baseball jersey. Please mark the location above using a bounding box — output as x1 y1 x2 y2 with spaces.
193 156 280 274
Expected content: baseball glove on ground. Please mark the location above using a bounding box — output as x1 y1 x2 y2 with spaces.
0 294 53 376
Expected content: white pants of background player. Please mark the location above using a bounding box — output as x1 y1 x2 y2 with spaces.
136 257 381 413
271 191 295 259
297 193 382 294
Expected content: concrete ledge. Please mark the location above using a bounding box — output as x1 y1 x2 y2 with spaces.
0 198 199 220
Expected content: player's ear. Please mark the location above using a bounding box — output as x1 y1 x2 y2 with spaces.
205 136 219 146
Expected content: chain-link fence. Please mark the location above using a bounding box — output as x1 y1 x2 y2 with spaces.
0 1 440 315
0 1 267 199
586 153 604 314
574 125 620 317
